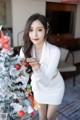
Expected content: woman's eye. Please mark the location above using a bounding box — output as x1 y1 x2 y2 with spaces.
38 29 42 31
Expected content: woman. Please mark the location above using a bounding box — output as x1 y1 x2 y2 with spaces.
20 13 65 120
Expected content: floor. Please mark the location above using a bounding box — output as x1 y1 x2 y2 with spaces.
57 75 80 120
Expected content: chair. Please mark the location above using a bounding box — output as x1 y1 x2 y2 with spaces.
58 48 77 86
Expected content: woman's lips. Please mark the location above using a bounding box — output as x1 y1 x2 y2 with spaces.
33 38 39 41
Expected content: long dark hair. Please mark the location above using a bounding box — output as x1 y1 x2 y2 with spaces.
23 13 50 58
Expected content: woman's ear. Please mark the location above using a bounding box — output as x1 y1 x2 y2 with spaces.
46 28 49 34
46 22 50 34
45 29 49 39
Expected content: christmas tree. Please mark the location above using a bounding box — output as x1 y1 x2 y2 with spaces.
0 27 39 120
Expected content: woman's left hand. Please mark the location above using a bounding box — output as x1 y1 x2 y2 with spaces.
27 58 40 71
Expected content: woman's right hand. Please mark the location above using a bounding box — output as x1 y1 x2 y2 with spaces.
27 58 40 71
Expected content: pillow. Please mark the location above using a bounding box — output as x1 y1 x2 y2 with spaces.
59 48 69 61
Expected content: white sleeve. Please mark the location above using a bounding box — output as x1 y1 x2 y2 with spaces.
31 47 60 86
19 47 25 59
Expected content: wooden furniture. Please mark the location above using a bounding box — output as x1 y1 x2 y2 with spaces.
46 2 77 40
46 2 79 50
46 2 77 11
49 34 80 50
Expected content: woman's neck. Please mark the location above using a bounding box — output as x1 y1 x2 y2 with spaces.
34 41 44 50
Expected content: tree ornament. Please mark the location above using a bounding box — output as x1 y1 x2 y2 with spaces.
15 63 21 70
31 111 35 116
17 110 25 117
0 30 10 50
23 61 29 67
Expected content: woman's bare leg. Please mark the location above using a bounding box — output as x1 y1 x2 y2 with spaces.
38 104 47 120
47 105 58 120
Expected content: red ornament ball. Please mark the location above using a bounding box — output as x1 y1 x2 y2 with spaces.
15 63 21 70
17 110 25 117
31 111 34 116
23 61 29 67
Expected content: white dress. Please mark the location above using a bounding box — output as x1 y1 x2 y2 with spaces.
20 41 65 105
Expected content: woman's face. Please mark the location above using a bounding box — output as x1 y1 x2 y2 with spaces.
29 20 46 46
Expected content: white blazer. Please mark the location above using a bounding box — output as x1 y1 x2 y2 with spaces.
20 41 60 87
31 41 60 86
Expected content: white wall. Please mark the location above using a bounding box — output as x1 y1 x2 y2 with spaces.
11 0 45 46
11 0 80 46
74 5 80 38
